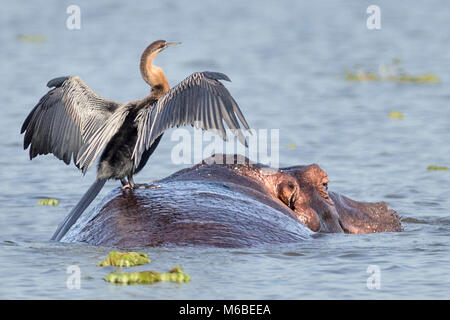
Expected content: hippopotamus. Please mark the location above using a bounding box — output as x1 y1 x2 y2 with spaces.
63 154 402 247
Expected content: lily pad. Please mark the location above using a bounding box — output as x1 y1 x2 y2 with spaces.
17 34 46 43
105 266 190 285
345 60 440 83
395 73 440 83
427 165 448 171
37 198 59 206
389 111 404 119
345 71 379 82
97 251 151 267
287 142 296 149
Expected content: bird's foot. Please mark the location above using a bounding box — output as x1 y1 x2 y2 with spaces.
121 176 139 190
121 178 160 190
121 183 134 190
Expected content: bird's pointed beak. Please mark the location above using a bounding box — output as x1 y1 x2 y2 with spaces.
164 42 181 49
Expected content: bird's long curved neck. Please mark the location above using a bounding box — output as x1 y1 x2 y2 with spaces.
140 50 169 99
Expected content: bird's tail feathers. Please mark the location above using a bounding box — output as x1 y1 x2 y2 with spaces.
51 178 106 241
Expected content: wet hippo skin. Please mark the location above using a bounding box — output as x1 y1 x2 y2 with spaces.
63 154 402 247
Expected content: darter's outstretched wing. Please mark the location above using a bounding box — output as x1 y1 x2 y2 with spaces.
133 71 250 166
21 76 121 172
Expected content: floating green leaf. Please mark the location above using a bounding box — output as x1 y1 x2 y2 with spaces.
37 198 59 206
17 34 46 43
345 60 440 83
97 251 151 267
105 266 190 285
427 165 448 171
345 71 379 82
395 73 440 83
287 142 296 149
389 111 404 119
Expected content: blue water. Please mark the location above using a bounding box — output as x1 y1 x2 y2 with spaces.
0 0 449 299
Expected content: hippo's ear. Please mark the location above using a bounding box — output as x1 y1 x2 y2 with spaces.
276 179 297 209
274 175 322 232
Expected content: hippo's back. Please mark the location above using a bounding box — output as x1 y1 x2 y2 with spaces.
63 179 312 247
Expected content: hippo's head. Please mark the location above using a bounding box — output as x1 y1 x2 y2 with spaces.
202 154 402 234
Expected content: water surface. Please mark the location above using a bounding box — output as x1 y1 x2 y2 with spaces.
0 0 449 299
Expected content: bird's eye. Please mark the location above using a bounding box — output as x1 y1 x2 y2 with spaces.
323 183 328 190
